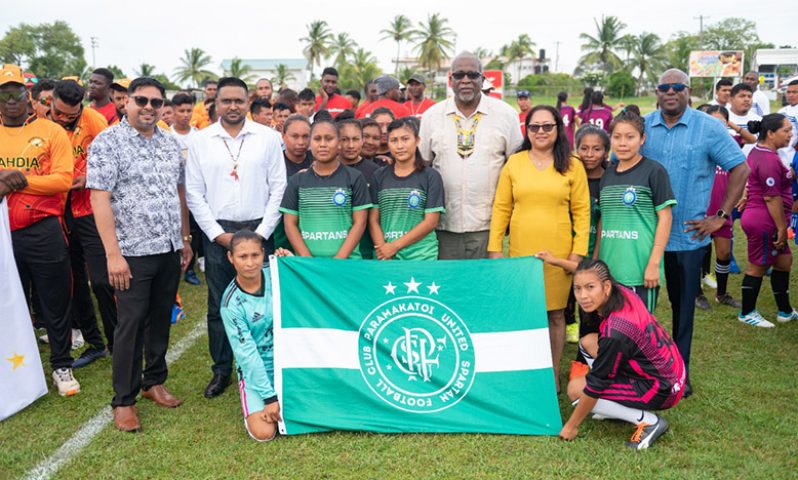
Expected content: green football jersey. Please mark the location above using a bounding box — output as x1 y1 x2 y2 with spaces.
280 163 372 258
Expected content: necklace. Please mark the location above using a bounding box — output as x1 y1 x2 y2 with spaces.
408 99 424 117
222 136 246 181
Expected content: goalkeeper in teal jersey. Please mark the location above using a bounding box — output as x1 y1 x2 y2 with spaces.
220 229 291 441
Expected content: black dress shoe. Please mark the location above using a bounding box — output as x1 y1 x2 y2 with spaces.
204 374 231 398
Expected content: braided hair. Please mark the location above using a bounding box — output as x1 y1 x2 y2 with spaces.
574 258 626 315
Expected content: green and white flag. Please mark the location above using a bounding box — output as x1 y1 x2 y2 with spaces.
271 256 562 435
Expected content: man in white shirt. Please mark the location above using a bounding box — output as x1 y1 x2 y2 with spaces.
743 71 770 117
419 51 523 259
778 80 798 167
708 78 732 107
185 77 286 399
728 83 761 156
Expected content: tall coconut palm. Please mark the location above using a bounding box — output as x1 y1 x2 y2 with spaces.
472 47 493 63
271 64 296 89
173 48 216 88
135 63 156 77
347 48 382 90
225 57 254 82
578 15 626 73
412 13 455 72
617 34 638 66
501 34 536 84
630 32 666 94
380 15 414 74
300 20 333 80
330 32 358 70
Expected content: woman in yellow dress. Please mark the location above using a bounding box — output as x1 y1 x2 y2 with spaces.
488 105 590 390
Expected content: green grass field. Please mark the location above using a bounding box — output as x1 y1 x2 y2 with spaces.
2 226 797 479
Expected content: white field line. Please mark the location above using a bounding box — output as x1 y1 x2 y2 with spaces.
22 319 207 480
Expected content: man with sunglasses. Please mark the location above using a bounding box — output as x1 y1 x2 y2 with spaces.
30 79 56 120
0 64 79 397
419 51 523 259
641 69 749 398
356 75 411 119
185 77 286 400
88 77 193 432
48 79 117 369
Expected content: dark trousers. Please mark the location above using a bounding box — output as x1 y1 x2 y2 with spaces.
203 219 272 376
111 252 180 407
66 213 117 351
664 248 705 375
12 216 73 370
186 213 202 272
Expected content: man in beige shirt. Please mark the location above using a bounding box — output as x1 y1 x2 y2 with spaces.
419 51 523 259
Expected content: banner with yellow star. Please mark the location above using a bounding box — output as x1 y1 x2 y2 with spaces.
271 256 562 435
0 199 47 422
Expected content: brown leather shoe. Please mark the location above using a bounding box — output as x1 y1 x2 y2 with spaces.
141 384 183 408
113 405 141 432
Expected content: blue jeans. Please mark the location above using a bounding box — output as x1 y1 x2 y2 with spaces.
203 219 273 376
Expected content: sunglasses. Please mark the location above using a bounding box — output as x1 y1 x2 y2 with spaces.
656 83 688 93
528 123 556 133
39 96 52 107
132 95 164 108
0 90 28 103
451 71 482 81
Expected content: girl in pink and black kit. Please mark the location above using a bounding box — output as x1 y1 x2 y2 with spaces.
738 113 798 327
560 259 685 450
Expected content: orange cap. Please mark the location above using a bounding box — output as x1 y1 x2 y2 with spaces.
0 64 26 87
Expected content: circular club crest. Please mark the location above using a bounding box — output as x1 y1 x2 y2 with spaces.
622 187 637 206
407 190 422 209
358 296 475 413
332 189 348 207
765 177 776 187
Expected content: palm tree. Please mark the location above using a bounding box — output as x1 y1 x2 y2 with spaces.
346 48 382 90
630 32 666 94
472 47 493 63
271 64 296 89
173 48 216 88
578 15 627 73
380 15 414 74
412 13 456 72
300 20 333 80
617 34 638 66
330 32 358 70
501 34 536 85
135 63 156 77
225 57 254 82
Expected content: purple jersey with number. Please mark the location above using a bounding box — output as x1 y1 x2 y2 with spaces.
583 106 614 133
584 288 685 408
560 105 577 147
745 145 793 228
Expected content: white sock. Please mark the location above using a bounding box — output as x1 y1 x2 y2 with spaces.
591 399 658 426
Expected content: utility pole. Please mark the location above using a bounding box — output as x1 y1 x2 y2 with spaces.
90 37 99 67
693 15 710 48
554 41 561 72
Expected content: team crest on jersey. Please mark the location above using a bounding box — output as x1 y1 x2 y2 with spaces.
407 190 422 209
766 177 776 187
28 137 44 148
332 188 347 206
358 278 475 413
622 186 637 206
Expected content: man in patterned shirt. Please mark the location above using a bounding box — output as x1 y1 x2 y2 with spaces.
88 77 193 432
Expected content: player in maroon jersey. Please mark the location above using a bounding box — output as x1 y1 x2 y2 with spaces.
560 259 685 450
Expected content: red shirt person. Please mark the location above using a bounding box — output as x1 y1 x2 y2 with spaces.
516 90 532 136
314 67 353 118
357 75 411 119
88 68 118 125
404 74 436 119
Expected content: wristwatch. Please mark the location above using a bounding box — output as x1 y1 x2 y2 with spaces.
716 209 730 220
183 234 193 242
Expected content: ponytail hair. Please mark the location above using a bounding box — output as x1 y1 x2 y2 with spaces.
387 117 426 172
574 258 626 315
748 113 787 142
556 91 567 110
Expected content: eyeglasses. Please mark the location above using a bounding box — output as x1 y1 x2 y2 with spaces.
132 95 164 108
0 90 28 103
527 123 556 133
451 71 482 81
39 96 52 107
656 83 689 93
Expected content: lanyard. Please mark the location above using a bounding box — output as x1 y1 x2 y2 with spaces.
222 136 246 181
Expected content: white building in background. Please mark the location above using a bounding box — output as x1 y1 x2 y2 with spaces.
219 58 308 92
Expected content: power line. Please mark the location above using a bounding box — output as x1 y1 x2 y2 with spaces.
693 15 710 48
90 37 99 67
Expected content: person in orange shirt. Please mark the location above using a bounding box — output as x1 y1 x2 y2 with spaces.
31 79 56 119
190 79 217 129
404 74 436 119
0 65 80 396
89 68 118 125
49 79 117 368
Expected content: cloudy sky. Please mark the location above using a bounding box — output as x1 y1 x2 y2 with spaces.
2 0 795 79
